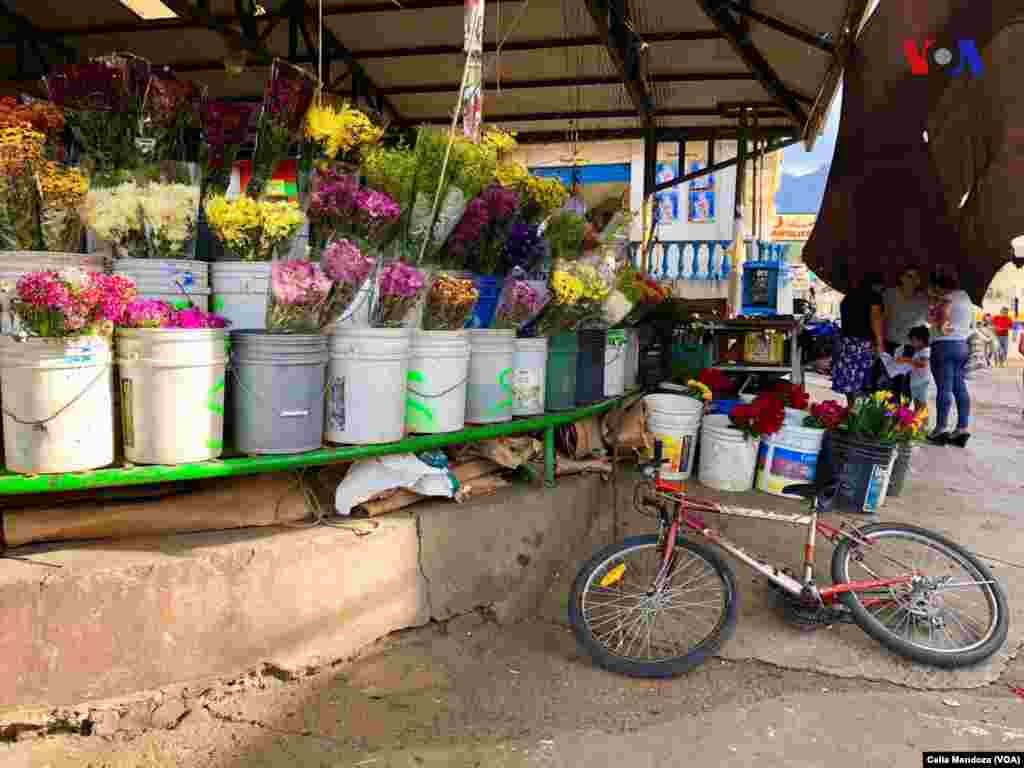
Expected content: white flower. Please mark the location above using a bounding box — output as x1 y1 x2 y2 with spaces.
58 266 88 290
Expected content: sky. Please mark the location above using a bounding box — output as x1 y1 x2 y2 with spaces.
780 83 842 176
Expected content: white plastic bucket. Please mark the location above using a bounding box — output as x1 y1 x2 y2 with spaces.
326 326 412 444
116 328 228 465
406 330 471 434
113 258 211 311
211 261 271 330
784 407 807 426
0 335 114 473
756 424 826 498
0 252 104 333
644 393 704 479
466 329 516 424
512 337 548 416
604 329 627 398
699 414 761 492
623 328 639 390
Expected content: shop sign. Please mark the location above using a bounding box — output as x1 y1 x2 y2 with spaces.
770 214 816 242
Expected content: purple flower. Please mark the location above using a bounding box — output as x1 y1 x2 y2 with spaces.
379 261 425 299
503 220 544 272
263 60 315 134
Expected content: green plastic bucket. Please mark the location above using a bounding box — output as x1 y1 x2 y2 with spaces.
545 333 578 412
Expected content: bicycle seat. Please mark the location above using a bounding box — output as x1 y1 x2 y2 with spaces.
782 480 838 500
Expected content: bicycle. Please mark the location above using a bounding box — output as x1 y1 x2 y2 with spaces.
569 441 1009 678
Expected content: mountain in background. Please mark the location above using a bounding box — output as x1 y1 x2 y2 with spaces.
775 164 830 215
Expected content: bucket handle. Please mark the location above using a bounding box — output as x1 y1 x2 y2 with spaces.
0 364 112 431
406 374 469 400
228 365 330 417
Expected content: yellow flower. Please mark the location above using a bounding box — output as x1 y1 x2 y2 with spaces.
482 127 517 154
495 161 529 188
872 390 894 404
205 195 305 261
686 379 712 402
305 103 383 161
526 175 569 213
551 270 583 304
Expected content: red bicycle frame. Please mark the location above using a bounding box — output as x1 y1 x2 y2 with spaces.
651 478 914 605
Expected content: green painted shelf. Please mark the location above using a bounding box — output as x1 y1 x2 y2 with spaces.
0 395 636 496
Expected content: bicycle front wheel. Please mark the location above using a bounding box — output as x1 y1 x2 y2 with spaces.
569 534 738 678
831 523 1008 668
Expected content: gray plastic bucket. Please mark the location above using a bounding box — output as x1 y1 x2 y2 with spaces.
230 330 328 455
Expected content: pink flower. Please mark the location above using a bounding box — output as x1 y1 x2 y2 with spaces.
322 239 375 286
123 299 176 328
272 260 331 306
378 261 425 299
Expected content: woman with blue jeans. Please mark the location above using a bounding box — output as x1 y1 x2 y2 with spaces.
928 272 972 447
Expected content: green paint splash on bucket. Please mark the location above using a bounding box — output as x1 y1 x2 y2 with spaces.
207 377 226 415
405 370 433 427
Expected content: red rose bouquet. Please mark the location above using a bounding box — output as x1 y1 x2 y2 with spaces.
772 381 810 410
698 368 737 397
729 393 785 439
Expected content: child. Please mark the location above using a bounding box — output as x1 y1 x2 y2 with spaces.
897 325 933 411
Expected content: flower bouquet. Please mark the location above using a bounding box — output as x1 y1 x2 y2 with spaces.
494 276 549 331
142 66 207 176
46 55 150 185
121 298 227 329
304 102 383 169
308 169 401 250
138 183 201 259
544 211 588 264
496 161 568 225
802 399 848 431
0 97 64 159
38 161 90 252
698 367 737 398
615 263 671 326
821 390 928 444
248 60 316 199
729 393 785 439
201 102 253 198
205 195 305 261
0 116 46 250
321 238 377 327
570 261 612 328
371 260 427 328
445 184 521 274
266 259 332 332
535 268 585 335
423 273 479 331
81 181 148 259
8 268 135 337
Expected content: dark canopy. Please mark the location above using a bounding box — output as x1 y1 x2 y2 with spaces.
803 1 1024 303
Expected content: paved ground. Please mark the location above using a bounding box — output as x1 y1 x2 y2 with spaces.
2 367 1023 767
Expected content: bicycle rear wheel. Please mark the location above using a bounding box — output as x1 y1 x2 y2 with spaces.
831 523 1008 668
569 534 738 678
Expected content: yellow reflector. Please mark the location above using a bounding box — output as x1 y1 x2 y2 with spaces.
600 563 627 588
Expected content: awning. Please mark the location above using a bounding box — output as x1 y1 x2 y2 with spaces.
802 0 1024 304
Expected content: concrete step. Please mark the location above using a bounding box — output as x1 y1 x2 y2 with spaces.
0 471 628 710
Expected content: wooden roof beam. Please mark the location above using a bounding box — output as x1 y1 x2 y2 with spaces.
696 0 808 127
584 0 654 125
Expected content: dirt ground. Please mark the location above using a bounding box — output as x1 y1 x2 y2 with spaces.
2 368 1023 768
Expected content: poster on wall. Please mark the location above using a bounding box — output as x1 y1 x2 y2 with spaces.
687 159 715 223
654 162 679 224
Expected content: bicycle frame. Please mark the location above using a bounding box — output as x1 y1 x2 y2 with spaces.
649 478 914 606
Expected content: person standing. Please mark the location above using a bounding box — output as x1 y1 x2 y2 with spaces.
833 271 885 406
991 307 1014 366
883 267 929 398
928 271 973 446
896 326 934 412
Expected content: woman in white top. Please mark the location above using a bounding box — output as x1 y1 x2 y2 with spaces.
928 270 973 446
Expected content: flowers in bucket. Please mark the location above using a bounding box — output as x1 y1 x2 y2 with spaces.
813 391 928 444
494 276 549 331
201 102 253 197
304 102 383 167
8 269 136 337
142 68 207 167
544 211 588 264
138 183 201 259
771 381 810 410
422 273 479 331
81 181 147 258
248 60 316 198
572 261 612 327
321 238 377 327
615 263 671 326
503 220 546 274
266 259 332 333
684 379 713 403
802 400 848 431
496 162 568 225
698 368 737 397
535 268 584 335
729 394 785 439
205 195 305 261
371 260 427 328
308 170 401 246
37 162 90 252
443 183 521 273
0 115 46 250
121 298 227 329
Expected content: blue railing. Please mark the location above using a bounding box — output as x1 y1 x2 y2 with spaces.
630 241 792 281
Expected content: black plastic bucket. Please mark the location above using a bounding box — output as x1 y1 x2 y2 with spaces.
575 329 607 405
825 432 897 514
886 443 914 497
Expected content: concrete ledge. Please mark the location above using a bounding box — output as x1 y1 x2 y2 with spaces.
0 472 624 709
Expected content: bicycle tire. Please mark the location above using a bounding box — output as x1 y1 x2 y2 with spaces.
831 522 1009 668
569 534 738 678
